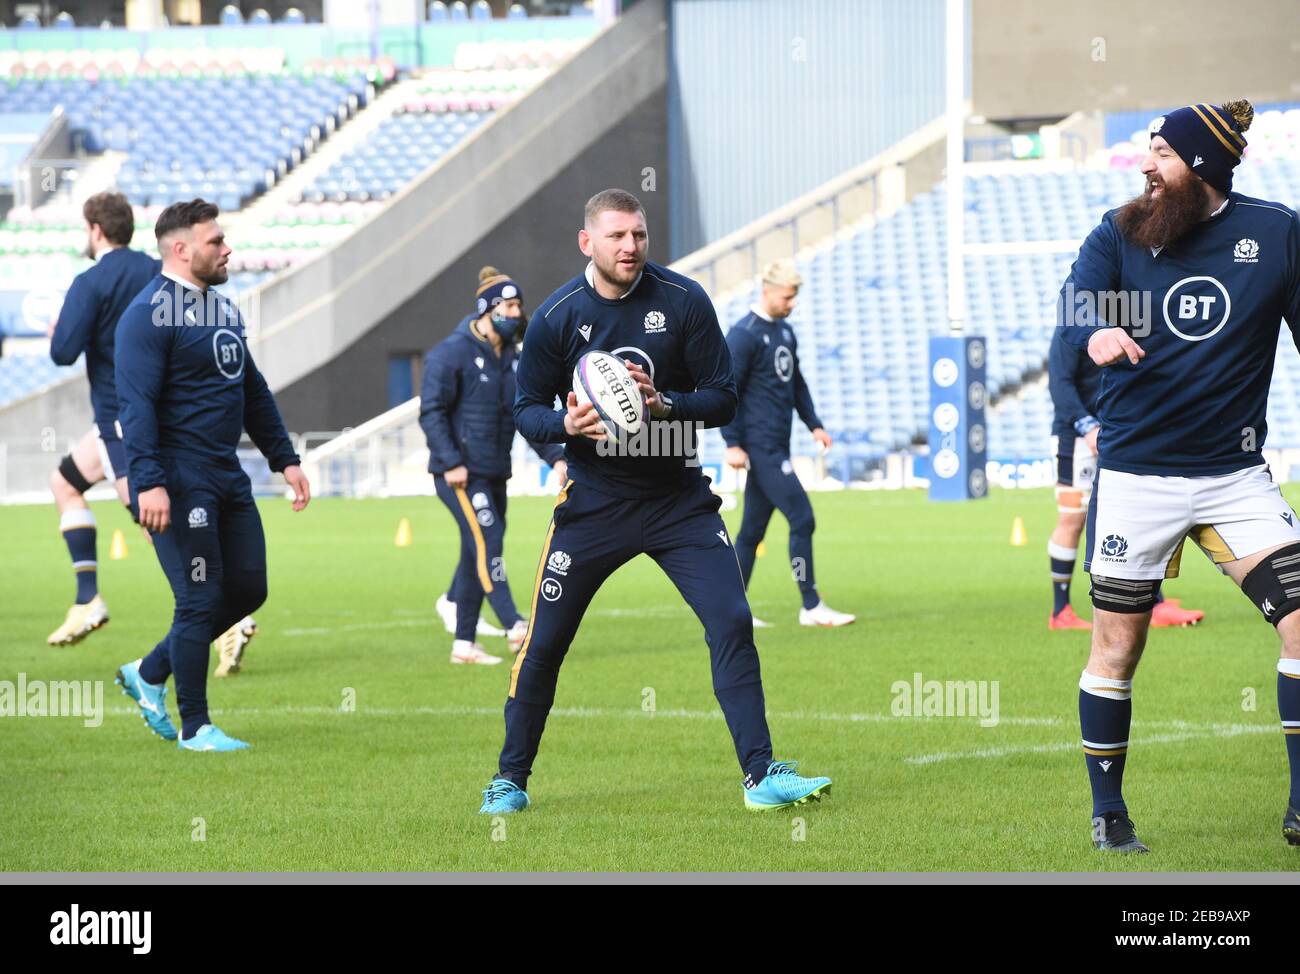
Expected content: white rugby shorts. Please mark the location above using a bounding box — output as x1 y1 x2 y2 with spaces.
1054 436 1096 513
1085 463 1300 579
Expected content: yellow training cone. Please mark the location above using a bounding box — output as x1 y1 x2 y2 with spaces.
1009 517 1027 547
756 541 767 557
109 529 128 560
394 517 413 548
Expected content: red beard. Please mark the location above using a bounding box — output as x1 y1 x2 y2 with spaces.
1114 174 1211 250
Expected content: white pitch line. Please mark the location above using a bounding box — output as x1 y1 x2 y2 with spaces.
280 608 700 636
281 619 437 637
905 723 1277 766
98 700 1278 757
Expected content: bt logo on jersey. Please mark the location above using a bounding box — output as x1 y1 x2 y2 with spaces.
212 328 245 379
1162 276 1231 342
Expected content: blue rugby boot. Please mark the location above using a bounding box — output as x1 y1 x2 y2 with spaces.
115 658 178 741
178 724 250 752
479 779 530 814
743 760 832 811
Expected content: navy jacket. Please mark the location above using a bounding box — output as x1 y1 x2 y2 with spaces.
1047 327 1101 440
50 247 161 429
720 308 822 453
515 260 736 498
115 274 299 492
420 317 563 480
1057 193 1300 475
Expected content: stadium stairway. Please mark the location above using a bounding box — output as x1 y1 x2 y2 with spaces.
0 0 660 494
228 76 434 232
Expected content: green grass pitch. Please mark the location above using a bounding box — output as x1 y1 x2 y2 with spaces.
2 485 1297 872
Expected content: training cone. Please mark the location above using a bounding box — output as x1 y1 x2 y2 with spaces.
394 517 413 548
1009 517 1027 547
756 541 767 557
109 529 128 560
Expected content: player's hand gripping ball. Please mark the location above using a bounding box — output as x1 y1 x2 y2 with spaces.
572 350 647 443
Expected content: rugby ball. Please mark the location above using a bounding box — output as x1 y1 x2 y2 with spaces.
572 350 646 441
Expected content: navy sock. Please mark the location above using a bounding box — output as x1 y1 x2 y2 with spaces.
61 510 98 604
1079 670 1132 816
1279 660 1300 808
1048 541 1075 615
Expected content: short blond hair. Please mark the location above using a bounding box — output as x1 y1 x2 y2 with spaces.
761 259 802 289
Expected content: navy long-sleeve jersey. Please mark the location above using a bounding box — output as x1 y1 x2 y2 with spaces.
419 316 564 479
1057 192 1300 475
1047 327 1101 440
114 274 299 492
514 260 737 498
720 308 822 451
49 247 161 429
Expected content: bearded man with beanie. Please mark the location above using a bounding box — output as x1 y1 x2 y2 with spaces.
1056 100 1300 851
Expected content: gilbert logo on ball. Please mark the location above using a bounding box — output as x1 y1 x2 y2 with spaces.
572 351 646 442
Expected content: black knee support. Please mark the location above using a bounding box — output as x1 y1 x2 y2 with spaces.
1090 574 1159 614
1241 543 1300 627
57 454 93 495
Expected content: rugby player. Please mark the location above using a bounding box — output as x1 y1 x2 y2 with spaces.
113 200 310 751
478 189 832 813
1058 101 1300 850
722 259 855 629
46 192 158 645
1047 328 1205 630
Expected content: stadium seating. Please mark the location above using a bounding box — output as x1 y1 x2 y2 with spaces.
985 110 1300 461
715 191 1074 464
716 139 1300 466
0 355 80 403
299 109 493 204
0 71 374 212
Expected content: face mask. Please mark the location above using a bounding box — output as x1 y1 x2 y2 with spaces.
490 311 525 342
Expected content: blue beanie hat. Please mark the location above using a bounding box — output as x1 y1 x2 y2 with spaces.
1149 100 1254 194
475 266 522 316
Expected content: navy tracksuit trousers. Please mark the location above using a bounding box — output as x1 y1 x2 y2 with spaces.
734 448 819 610
434 475 522 641
135 462 268 738
498 476 773 788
